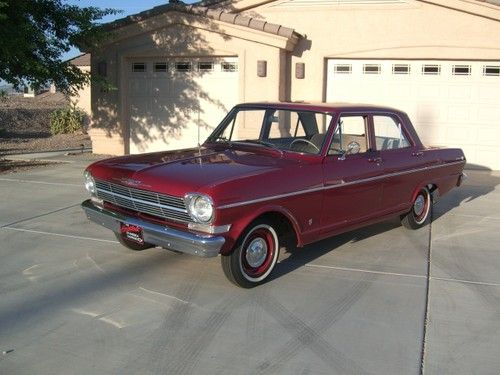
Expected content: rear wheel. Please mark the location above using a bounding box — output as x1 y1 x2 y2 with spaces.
401 187 432 229
221 220 280 288
115 233 154 251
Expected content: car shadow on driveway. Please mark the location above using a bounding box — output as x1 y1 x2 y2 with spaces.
433 167 500 221
270 219 404 282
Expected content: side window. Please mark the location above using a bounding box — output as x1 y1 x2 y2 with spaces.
268 110 294 139
329 115 368 155
267 110 320 139
373 115 410 150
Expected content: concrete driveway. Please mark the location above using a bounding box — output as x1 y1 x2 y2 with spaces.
0 155 499 375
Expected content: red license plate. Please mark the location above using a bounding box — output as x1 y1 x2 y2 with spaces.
120 223 144 244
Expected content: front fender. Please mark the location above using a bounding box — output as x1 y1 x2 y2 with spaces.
218 204 303 255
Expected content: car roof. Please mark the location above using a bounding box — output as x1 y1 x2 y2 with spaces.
236 102 404 114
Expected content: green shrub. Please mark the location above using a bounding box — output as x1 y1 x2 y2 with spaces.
50 102 86 135
0 90 7 102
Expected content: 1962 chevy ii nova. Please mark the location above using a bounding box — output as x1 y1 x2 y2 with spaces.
82 103 466 287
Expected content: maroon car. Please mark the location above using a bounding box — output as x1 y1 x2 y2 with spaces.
82 103 466 287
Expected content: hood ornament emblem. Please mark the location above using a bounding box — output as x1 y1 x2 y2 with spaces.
121 178 143 187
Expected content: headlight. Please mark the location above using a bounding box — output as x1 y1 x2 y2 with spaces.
185 193 214 223
84 170 96 195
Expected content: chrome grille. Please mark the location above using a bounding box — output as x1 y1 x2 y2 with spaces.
95 180 191 223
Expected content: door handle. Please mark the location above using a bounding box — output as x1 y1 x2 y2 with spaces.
368 157 383 163
412 151 424 157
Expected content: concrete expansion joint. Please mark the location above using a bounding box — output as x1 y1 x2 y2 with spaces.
0 203 81 229
420 210 434 375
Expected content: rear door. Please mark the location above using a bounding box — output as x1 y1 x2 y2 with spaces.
372 114 432 213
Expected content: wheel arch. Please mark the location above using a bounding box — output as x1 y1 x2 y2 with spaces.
411 182 439 203
222 205 302 255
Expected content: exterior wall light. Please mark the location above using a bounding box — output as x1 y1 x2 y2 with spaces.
257 60 267 77
296 62 305 79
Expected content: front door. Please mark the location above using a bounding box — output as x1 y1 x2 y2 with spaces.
321 114 384 235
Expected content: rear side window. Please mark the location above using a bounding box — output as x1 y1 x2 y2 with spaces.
373 116 410 150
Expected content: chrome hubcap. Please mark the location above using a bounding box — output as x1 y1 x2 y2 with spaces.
414 195 426 216
245 238 268 268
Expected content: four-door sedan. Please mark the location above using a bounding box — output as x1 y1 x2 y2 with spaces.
82 103 466 287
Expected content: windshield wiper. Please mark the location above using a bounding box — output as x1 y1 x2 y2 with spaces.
236 139 284 154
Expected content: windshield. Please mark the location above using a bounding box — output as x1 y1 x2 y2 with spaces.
206 107 333 155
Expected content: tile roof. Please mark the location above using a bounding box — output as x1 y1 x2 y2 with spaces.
67 53 90 66
105 4 300 39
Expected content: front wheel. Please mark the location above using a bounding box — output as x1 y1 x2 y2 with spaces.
401 187 432 229
221 220 280 288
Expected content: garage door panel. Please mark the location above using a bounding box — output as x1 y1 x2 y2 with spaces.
448 85 473 100
416 104 445 122
416 85 445 99
129 78 150 96
151 78 171 97
476 147 500 168
448 106 471 122
477 105 500 122
445 126 476 144
478 85 500 101
327 59 500 170
129 98 151 123
391 85 412 97
476 127 500 146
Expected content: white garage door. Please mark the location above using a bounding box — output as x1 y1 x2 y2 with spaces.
127 57 238 154
326 59 500 170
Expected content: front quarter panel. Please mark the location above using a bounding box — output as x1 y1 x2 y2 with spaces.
210 161 324 254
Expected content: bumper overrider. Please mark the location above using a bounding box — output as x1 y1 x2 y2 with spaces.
81 199 225 257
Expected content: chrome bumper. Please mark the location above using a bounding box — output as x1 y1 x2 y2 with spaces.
81 199 225 257
457 172 468 187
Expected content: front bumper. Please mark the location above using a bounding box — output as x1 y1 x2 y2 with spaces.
81 199 225 257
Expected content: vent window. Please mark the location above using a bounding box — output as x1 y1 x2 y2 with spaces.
154 63 168 72
363 64 381 74
422 65 440 75
392 64 410 75
483 66 500 76
452 65 471 76
334 64 352 74
175 62 191 72
222 62 238 72
132 63 146 72
198 62 214 72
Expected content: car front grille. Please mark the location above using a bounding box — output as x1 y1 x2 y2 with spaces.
95 180 191 223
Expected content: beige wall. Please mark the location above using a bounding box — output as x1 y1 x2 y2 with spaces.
72 65 91 115
241 0 500 101
90 12 291 155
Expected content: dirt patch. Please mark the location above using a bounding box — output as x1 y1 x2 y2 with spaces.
0 133 91 156
0 158 62 174
0 93 91 155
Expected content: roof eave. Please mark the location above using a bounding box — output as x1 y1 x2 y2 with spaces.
95 4 302 51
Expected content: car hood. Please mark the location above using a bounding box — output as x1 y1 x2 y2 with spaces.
88 146 304 199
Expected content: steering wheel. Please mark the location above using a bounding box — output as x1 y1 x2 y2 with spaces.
289 139 320 152
346 141 360 155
